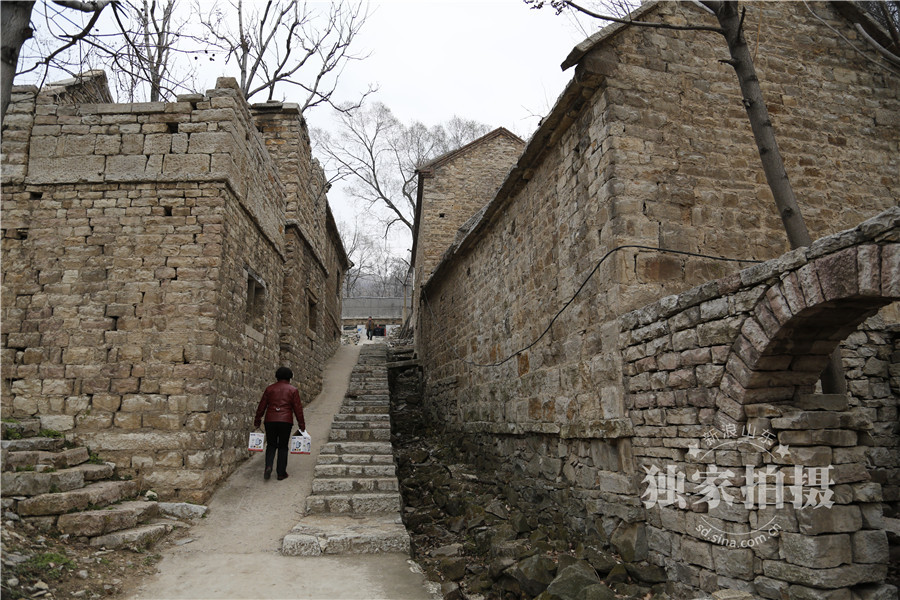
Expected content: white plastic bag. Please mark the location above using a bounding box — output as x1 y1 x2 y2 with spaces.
248 431 265 452
290 430 311 455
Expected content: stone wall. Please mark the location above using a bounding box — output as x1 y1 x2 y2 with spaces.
618 212 898 596
415 1 899 597
412 128 524 323
1 74 347 501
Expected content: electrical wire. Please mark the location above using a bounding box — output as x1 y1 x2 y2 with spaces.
422 244 761 369
802 1 900 75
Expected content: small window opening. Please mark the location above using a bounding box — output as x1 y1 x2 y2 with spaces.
167 122 179 134
246 268 266 331
308 298 318 332
439 212 446 218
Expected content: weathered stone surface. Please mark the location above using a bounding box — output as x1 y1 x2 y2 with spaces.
507 554 557 596
0 468 84 496
779 532 851 568
537 561 602 600
796 505 862 535
282 514 410 556
90 522 171 549
851 529 889 564
17 480 138 516
157 502 209 520
762 560 887 588
57 500 158 537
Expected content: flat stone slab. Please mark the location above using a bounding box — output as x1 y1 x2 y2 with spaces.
305 492 402 515
1 438 66 452
4 447 90 470
312 477 399 494
282 514 410 556
1 467 85 496
73 462 115 481
158 501 209 520
328 428 391 442
314 464 396 478
57 500 158 537
17 480 138 516
321 442 394 456
316 453 395 466
90 522 172 549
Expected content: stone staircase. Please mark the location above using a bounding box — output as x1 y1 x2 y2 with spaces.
1 418 205 549
282 344 410 556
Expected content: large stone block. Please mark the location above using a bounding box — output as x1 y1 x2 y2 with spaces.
851 529 889 564
779 532 851 568
762 560 886 589
796 504 862 535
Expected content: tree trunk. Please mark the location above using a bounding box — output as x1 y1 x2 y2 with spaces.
1 1 36 124
705 0 846 394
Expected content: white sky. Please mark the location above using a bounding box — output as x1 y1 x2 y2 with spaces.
312 0 599 256
18 0 602 257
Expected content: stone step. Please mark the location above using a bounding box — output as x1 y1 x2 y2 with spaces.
346 388 390 396
328 428 391 443
90 521 173 549
1 437 66 452
282 514 410 556
74 462 116 482
0 419 41 438
339 405 389 415
3 447 90 471
311 478 399 494
305 492 402 515
332 414 389 423
57 500 159 537
314 464 396 478
17 480 139 517
316 453 395 466
320 442 393 456
344 396 390 404
1 467 86 497
330 422 390 431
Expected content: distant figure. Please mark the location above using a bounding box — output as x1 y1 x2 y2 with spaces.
254 367 305 481
366 316 374 340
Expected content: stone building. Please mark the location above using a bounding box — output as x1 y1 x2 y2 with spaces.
411 127 524 324
415 2 898 598
1 73 349 502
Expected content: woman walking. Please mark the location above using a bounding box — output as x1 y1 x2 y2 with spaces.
254 367 306 481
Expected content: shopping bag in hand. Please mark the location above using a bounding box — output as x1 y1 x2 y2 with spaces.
290 430 311 454
248 431 265 452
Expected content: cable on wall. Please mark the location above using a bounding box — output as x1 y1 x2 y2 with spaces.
422 244 762 369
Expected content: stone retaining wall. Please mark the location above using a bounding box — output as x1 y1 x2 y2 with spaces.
414 2 899 597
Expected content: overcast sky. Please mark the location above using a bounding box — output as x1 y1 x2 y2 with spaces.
315 0 599 255
19 0 602 257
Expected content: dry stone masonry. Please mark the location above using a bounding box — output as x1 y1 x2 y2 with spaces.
1 72 349 502
283 344 409 556
413 2 898 598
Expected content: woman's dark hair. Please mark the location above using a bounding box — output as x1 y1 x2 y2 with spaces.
275 366 293 381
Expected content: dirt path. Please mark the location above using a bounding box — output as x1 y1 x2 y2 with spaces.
127 342 436 600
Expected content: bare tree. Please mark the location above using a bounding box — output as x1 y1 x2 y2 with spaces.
339 218 379 297
199 0 372 110
316 101 492 237
85 0 209 102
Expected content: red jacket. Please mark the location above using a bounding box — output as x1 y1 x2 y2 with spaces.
254 381 305 430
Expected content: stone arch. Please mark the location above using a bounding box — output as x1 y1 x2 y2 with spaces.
720 243 899 412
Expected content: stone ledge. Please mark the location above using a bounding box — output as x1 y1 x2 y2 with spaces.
461 418 634 439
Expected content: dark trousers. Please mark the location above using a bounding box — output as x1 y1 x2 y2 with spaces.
264 421 293 476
